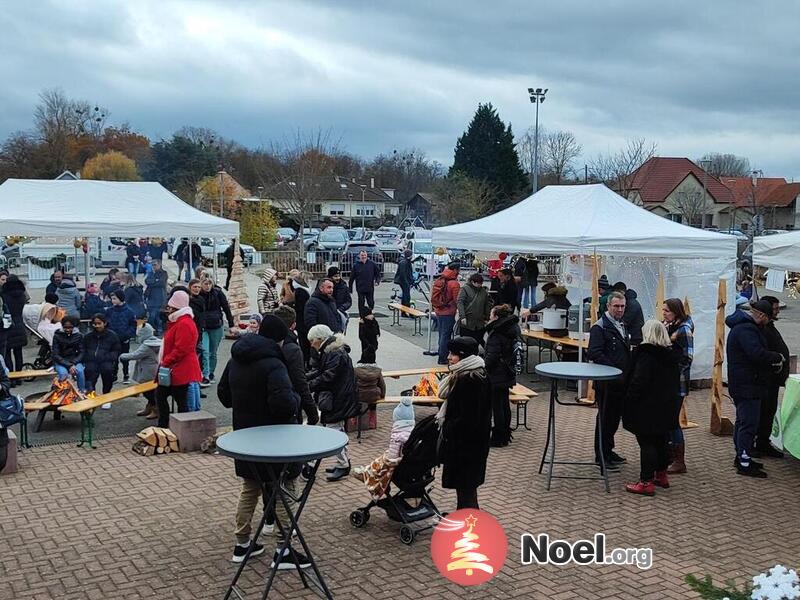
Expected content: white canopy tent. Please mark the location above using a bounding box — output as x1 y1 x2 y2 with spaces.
753 230 800 271
0 179 239 237
432 184 738 378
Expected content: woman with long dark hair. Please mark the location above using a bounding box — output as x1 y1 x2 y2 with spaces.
1 275 29 382
662 297 694 474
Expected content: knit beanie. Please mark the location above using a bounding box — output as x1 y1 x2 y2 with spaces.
307 324 333 342
393 396 415 423
259 314 289 342
168 290 190 309
327 266 340 277
447 336 479 358
597 274 610 290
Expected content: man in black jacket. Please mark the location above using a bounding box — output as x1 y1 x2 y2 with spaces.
612 282 645 346
218 326 308 568
588 291 631 471
327 267 352 333
752 296 789 459
304 279 342 333
349 250 381 313
394 249 414 307
725 299 784 477
273 306 319 425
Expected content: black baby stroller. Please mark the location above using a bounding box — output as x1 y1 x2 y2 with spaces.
23 323 53 371
349 414 445 545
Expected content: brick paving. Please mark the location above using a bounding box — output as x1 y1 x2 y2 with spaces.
2 389 799 600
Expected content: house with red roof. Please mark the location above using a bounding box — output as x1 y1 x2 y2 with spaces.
719 176 799 231
620 157 747 229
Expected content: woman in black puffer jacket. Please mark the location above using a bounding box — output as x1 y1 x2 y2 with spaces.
199 278 234 384
2 275 29 380
484 304 522 447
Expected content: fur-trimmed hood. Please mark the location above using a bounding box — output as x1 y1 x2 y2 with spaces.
320 333 349 354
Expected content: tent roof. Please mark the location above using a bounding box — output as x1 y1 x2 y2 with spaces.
431 184 737 259
0 179 239 238
753 230 800 270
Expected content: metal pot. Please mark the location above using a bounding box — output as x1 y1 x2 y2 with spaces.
541 309 567 331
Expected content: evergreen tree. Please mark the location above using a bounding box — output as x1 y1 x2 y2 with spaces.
450 103 527 212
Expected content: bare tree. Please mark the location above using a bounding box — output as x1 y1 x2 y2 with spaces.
696 152 751 177
431 172 494 225
669 190 708 226
364 149 443 204
543 130 582 183
590 138 657 198
516 126 541 183
261 129 341 244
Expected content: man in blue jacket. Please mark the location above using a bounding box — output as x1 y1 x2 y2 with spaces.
349 251 381 313
725 299 784 478
588 291 631 471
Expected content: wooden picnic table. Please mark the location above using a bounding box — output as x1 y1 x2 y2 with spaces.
522 329 588 349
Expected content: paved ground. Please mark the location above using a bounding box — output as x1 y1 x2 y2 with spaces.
3 261 800 598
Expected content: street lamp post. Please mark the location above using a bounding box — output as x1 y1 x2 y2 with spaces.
528 87 548 193
360 185 367 229
751 169 764 238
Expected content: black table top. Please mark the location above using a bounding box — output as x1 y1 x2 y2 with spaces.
216 425 349 463
534 361 622 381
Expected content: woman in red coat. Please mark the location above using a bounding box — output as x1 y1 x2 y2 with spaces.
156 290 202 427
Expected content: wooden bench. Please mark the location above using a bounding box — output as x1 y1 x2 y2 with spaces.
510 396 532 431
511 383 538 398
383 366 449 379
387 302 426 335
9 369 54 381
376 395 443 407
59 381 158 448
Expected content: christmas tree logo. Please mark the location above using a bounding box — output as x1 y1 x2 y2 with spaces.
431 509 507 586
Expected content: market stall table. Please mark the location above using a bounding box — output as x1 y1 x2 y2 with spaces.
779 375 800 459
535 362 622 493
217 425 349 600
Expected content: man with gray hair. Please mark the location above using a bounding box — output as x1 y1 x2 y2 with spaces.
588 291 632 472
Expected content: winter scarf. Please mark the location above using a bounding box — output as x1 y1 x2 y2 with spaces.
168 306 194 323
435 354 486 427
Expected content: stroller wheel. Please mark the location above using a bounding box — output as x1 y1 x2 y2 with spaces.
399 525 414 545
20 363 37 383
349 509 369 528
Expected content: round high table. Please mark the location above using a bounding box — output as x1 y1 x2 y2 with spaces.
217 425 349 600
534 362 623 493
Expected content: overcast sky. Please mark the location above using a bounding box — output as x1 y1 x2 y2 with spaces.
1 0 798 179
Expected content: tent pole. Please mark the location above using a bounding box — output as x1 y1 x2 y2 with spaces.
577 254 585 397
212 237 218 284
188 237 193 282
84 240 90 289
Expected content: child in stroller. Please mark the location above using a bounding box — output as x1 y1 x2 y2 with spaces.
350 413 444 545
21 303 58 370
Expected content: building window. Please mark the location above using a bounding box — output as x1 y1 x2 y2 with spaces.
313 204 322 214
356 204 376 216
667 214 682 223
329 204 345 216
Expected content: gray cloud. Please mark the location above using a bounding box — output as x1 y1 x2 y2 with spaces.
1 0 798 179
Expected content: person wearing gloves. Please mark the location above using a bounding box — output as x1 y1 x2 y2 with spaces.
120 322 162 419
436 336 492 510
52 315 86 392
261 310 318 426
257 267 280 315
56 277 82 320
156 291 203 428
307 324 357 481
83 313 122 396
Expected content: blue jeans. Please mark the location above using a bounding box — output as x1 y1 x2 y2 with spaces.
202 327 224 379
147 305 163 335
437 315 456 364
55 363 86 392
127 260 139 280
522 285 537 309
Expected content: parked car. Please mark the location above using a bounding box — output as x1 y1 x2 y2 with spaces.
407 240 451 268
303 229 320 250
316 228 349 252
372 231 404 252
348 227 369 241
719 228 749 242
276 227 297 244
760 229 788 236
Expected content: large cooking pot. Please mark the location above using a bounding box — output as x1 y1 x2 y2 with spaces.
541 308 567 331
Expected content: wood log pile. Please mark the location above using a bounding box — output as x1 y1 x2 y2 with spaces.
132 427 180 456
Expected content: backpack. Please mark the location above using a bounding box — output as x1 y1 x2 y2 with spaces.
0 394 24 427
431 275 452 310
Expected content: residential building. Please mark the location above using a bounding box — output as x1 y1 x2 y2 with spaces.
621 157 744 229
262 175 401 226
719 176 799 230
405 192 436 227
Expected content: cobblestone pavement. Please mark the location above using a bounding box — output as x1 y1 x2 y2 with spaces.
2 389 799 600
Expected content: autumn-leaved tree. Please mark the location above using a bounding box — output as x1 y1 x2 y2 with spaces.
239 201 278 250
196 173 249 219
82 150 141 181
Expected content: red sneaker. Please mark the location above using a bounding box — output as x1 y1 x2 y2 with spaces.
625 481 655 496
653 470 670 488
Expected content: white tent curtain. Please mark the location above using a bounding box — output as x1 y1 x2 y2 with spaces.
753 230 800 270
0 179 239 238
432 184 737 379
